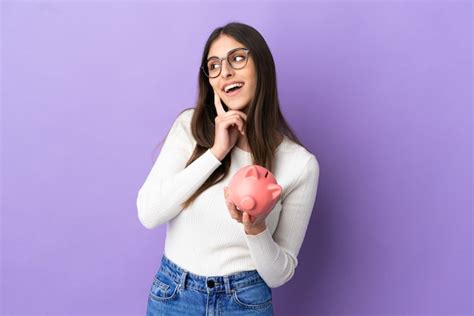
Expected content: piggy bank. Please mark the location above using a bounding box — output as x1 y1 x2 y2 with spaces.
227 165 282 217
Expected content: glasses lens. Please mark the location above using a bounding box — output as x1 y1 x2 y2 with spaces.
229 49 248 70
206 58 220 78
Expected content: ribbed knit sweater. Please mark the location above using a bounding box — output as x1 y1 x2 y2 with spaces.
137 109 320 288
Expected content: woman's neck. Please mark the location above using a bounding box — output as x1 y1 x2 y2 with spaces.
236 134 250 152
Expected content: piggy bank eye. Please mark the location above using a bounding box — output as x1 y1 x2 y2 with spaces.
264 171 268 178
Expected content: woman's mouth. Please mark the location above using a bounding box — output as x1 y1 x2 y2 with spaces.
224 82 244 97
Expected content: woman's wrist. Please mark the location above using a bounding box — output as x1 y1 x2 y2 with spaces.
210 147 222 160
210 146 227 161
245 223 267 235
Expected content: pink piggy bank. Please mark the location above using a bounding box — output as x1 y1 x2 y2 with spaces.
227 165 282 217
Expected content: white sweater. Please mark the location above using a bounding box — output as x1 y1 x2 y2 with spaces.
137 109 320 288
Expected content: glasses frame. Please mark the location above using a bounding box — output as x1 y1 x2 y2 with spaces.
201 48 250 78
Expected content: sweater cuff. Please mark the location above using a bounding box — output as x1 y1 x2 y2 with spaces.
205 148 222 165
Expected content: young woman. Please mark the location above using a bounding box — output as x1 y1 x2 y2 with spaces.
137 22 320 315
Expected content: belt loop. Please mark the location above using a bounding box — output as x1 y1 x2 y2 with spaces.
179 271 188 290
224 276 231 296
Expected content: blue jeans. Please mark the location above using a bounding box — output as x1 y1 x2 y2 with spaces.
146 254 274 315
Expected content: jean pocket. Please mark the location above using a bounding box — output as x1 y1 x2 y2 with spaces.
232 281 272 309
148 272 179 302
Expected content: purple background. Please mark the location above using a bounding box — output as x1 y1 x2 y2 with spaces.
2 1 472 315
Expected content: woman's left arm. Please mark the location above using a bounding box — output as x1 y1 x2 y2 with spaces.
244 155 320 288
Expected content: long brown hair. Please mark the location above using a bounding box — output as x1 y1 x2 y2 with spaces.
157 22 304 209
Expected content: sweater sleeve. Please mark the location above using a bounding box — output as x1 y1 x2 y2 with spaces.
244 155 320 288
136 110 222 229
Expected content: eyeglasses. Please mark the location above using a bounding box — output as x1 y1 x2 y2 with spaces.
201 48 250 78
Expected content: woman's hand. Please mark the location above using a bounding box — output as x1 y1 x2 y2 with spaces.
224 186 268 235
211 91 247 161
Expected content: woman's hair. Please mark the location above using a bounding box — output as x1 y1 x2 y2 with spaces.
157 21 304 209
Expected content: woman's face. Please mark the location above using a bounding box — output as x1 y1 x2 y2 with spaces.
207 35 257 113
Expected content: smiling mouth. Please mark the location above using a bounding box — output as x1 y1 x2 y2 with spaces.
223 82 244 93
224 84 244 96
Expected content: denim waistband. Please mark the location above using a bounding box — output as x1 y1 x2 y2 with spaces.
157 254 266 295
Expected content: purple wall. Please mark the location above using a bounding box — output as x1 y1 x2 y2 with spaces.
2 1 472 315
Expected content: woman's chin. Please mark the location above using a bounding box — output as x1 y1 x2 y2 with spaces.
225 100 249 111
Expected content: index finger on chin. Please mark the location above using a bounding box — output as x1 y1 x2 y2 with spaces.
214 91 226 116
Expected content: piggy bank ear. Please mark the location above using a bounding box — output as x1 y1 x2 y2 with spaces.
268 184 282 200
243 166 260 179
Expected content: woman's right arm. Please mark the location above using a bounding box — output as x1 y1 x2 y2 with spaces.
137 92 247 230
136 110 222 229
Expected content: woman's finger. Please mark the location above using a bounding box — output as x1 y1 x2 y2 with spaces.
226 200 243 222
220 115 245 134
214 91 226 116
220 110 247 122
224 187 242 221
228 206 241 221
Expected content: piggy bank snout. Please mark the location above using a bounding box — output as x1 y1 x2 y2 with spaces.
240 196 256 211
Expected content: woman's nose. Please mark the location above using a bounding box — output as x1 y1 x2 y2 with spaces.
220 59 234 78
